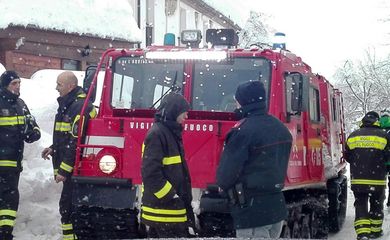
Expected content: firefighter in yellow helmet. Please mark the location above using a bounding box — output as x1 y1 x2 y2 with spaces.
345 111 390 240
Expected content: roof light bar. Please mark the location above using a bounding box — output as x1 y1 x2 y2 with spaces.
145 50 227 61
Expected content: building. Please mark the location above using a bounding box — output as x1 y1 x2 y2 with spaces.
0 0 142 77
131 0 241 47
0 0 240 77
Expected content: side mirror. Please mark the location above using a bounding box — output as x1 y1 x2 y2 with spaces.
83 65 97 103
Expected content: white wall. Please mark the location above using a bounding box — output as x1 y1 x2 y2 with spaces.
134 0 228 47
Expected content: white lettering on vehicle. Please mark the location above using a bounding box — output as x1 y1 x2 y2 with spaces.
184 123 214 132
128 122 214 132
129 122 153 129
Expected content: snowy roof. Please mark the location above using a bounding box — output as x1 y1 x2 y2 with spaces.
0 0 142 42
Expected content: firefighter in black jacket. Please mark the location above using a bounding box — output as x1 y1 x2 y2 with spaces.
141 92 193 238
0 71 41 240
41 71 96 240
216 81 292 238
345 111 390 240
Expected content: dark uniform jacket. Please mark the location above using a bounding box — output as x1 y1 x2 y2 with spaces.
0 88 40 172
345 121 390 193
217 102 292 229
51 86 96 178
379 115 390 171
141 93 192 228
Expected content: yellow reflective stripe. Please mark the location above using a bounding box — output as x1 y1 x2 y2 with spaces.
162 156 182 165
54 169 59 176
77 93 86 98
370 219 383 224
63 234 76 240
356 228 371 234
347 135 387 150
141 143 145 158
371 227 382 232
0 160 17 167
154 181 172 199
0 219 15 227
141 213 187 223
55 122 71 132
0 116 25 126
0 210 16 217
142 206 186 215
89 107 97 118
351 179 386 185
71 115 83 138
355 219 370 226
60 162 73 173
62 223 73 231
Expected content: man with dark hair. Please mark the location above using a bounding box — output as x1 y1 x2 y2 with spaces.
345 111 390 240
216 80 292 238
0 70 41 240
41 71 96 240
141 92 194 238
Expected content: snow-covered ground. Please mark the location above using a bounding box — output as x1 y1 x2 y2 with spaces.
6 69 390 239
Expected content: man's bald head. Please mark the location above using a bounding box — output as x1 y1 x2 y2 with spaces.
56 71 78 97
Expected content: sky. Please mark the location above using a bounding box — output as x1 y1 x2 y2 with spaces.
206 0 390 80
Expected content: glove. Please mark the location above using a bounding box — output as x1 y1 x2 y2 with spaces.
24 115 41 143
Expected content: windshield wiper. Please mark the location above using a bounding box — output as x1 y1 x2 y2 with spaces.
150 71 180 109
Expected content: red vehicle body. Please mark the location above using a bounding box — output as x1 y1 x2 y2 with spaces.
71 30 347 239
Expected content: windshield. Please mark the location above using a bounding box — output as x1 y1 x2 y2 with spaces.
112 57 184 109
192 58 271 112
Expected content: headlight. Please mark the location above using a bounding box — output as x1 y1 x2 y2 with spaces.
99 155 117 174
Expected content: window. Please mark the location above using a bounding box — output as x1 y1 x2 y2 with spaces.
192 58 271 112
62 59 80 70
112 57 184 109
195 12 199 28
180 8 186 33
309 87 320 122
285 73 301 113
331 97 338 122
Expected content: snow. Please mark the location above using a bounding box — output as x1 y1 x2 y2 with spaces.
0 71 385 239
0 0 142 42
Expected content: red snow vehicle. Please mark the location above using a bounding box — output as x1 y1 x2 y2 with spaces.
71 29 347 239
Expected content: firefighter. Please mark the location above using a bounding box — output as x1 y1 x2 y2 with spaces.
379 109 390 207
345 111 390 240
216 81 292 238
0 70 41 240
140 92 194 238
41 71 96 240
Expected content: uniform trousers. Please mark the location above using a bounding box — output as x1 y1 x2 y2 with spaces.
0 172 20 240
60 178 76 240
353 190 385 238
235 220 283 238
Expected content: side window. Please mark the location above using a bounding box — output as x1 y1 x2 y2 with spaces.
285 73 301 114
309 87 320 122
112 73 135 109
332 97 338 122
